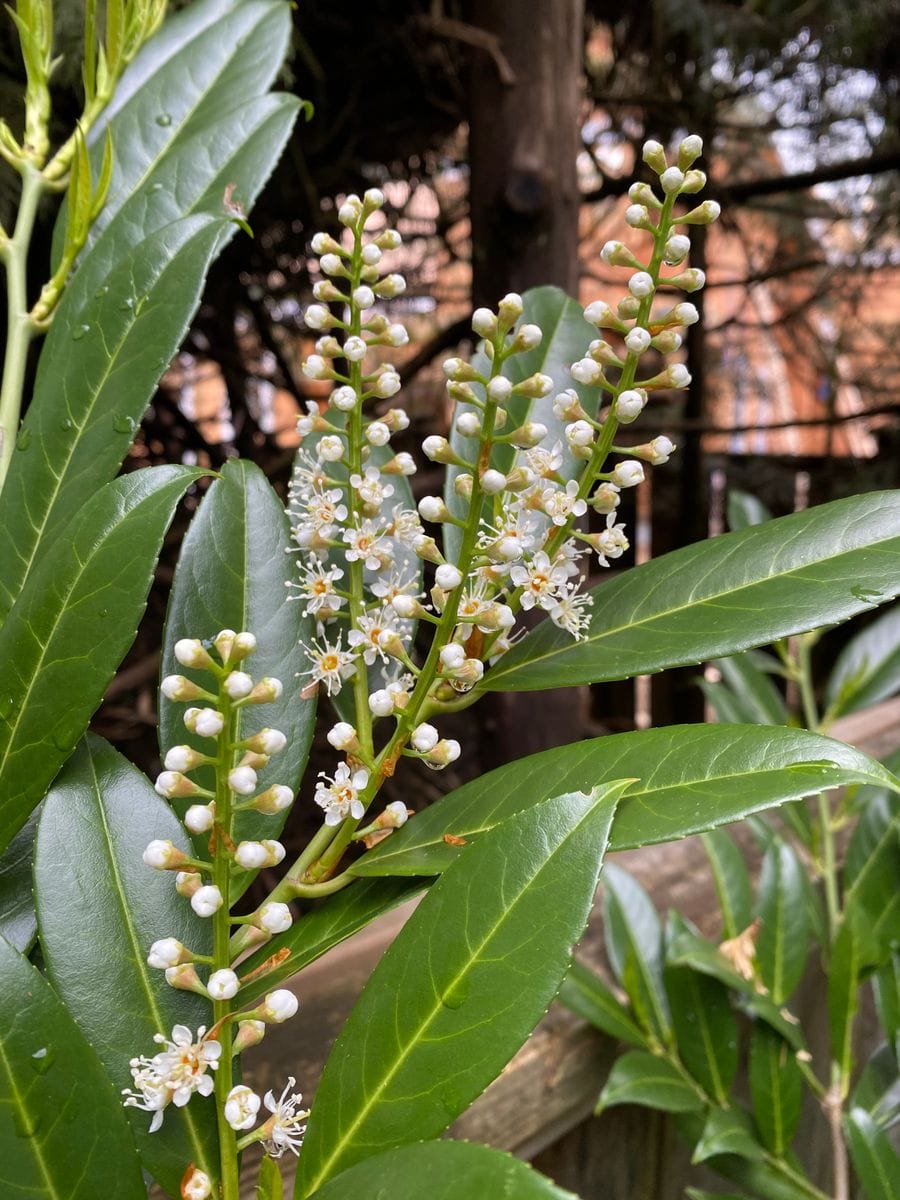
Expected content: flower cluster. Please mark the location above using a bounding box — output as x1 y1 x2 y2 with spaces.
287 138 717 842
124 629 305 1145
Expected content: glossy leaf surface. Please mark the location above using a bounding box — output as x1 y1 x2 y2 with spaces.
294 783 629 1197
727 488 772 531
159 460 315 890
596 1051 703 1113
257 1156 285 1200
238 876 427 1006
713 651 787 725
845 1107 900 1200
0 218 223 617
666 922 738 1104
34 736 217 1193
701 829 752 940
443 286 597 562
825 603 900 717
352 724 897 877
558 959 646 1049
307 1141 579 1200
748 1024 802 1155
483 492 900 691
0 811 38 952
754 837 810 1004
603 864 671 1046
0 466 202 854
692 1108 763 1165
828 919 864 1081
0 935 146 1199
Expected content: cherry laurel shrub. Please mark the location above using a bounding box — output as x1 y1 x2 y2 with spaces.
0 4 899 1200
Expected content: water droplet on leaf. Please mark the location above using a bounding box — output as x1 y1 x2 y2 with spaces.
155 113 172 127
16 428 31 451
441 977 469 1010
30 1047 53 1074
13 1108 40 1138
112 414 137 435
0 695 13 718
72 324 90 341
60 418 73 431
94 285 109 299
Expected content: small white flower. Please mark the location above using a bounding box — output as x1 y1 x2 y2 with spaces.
261 990 299 1023
299 634 357 697
612 460 645 488
207 969 240 1001
259 902 293 934
510 552 570 611
628 272 655 299
348 609 400 666
147 938 186 970
289 554 345 618
122 1025 221 1133
191 885 224 918
435 563 463 591
262 1077 310 1158
674 302 699 326
326 721 358 750
549 586 594 640
349 466 394 510
314 763 369 826
565 420 595 449
647 435 676 464
317 434 345 462
342 521 393 571
224 1084 261 1132
541 480 587 526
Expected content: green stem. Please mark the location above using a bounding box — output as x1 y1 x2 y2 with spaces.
0 164 43 490
212 699 240 1200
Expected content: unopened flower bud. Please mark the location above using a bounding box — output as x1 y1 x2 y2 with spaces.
163 745 206 773
304 303 331 331
480 469 507 495
147 938 188 970
418 496 451 523
497 292 524 326
247 677 283 704
471 307 497 337
435 563 463 591
614 389 647 423
183 700 224 739
383 452 416 476
352 285 375 311
375 273 406 298
680 199 721 225
424 739 462 769
182 1167 213 1200
570 358 604 386
660 166 685 194
678 134 703 168
413 533 442 563
185 804 215 834
624 328 652 355
175 871 202 898
681 169 706 193
583 300 627 331
450 658 484 691
513 372 553 398
222 673 254 703
224 1085 260 1132
487 376 513 403
155 771 203 800
143 840 190 870
511 323 542 352
337 195 362 226
302 354 329 381
552 389 586 422
642 435 677 465
244 728 287 755
174 639 215 670
625 204 654 230
628 272 655 299
235 840 285 870
422 435 454 463
664 234 691 264
330 385 358 412
207 969 240 1000
162 675 206 702
228 766 258 796
233 1020 266 1055
592 482 621 513
213 629 238 662
377 801 410 829
612 460 645 488
455 411 481 438
259 902 293 934
669 268 706 293
411 723 439 752
260 989 299 1023
191 885 224 917
313 280 345 303
601 240 643 269
368 689 394 717
642 139 667 173
453 473 474 499
253 785 294 815
565 420 595 448
164 964 206 996
328 722 359 752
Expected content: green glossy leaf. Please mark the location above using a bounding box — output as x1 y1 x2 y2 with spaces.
873 953 900 1061
748 1023 802 1155
258 1155 285 1200
603 864 671 1046
754 837 810 1004
829 919 864 1081
667 926 807 1050
0 811 38 952
293 782 630 1197
55 0 295 277
159 459 315 893
558 959 647 1049
851 1044 900 1130
443 286 597 562
352 724 897 878
0 466 203 854
0 935 146 1199
678 1111 816 1200
844 801 900 960
698 678 763 725
666 921 738 1104
238 876 428 1007
0 217 224 618
686 1192 755 1200
33 735 217 1193
693 1107 764 1165
596 1051 704 1114
826 603 900 717
701 829 753 940
714 652 788 725
483 492 900 691
306 1140 579 1200
845 1107 900 1200
727 488 772 531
